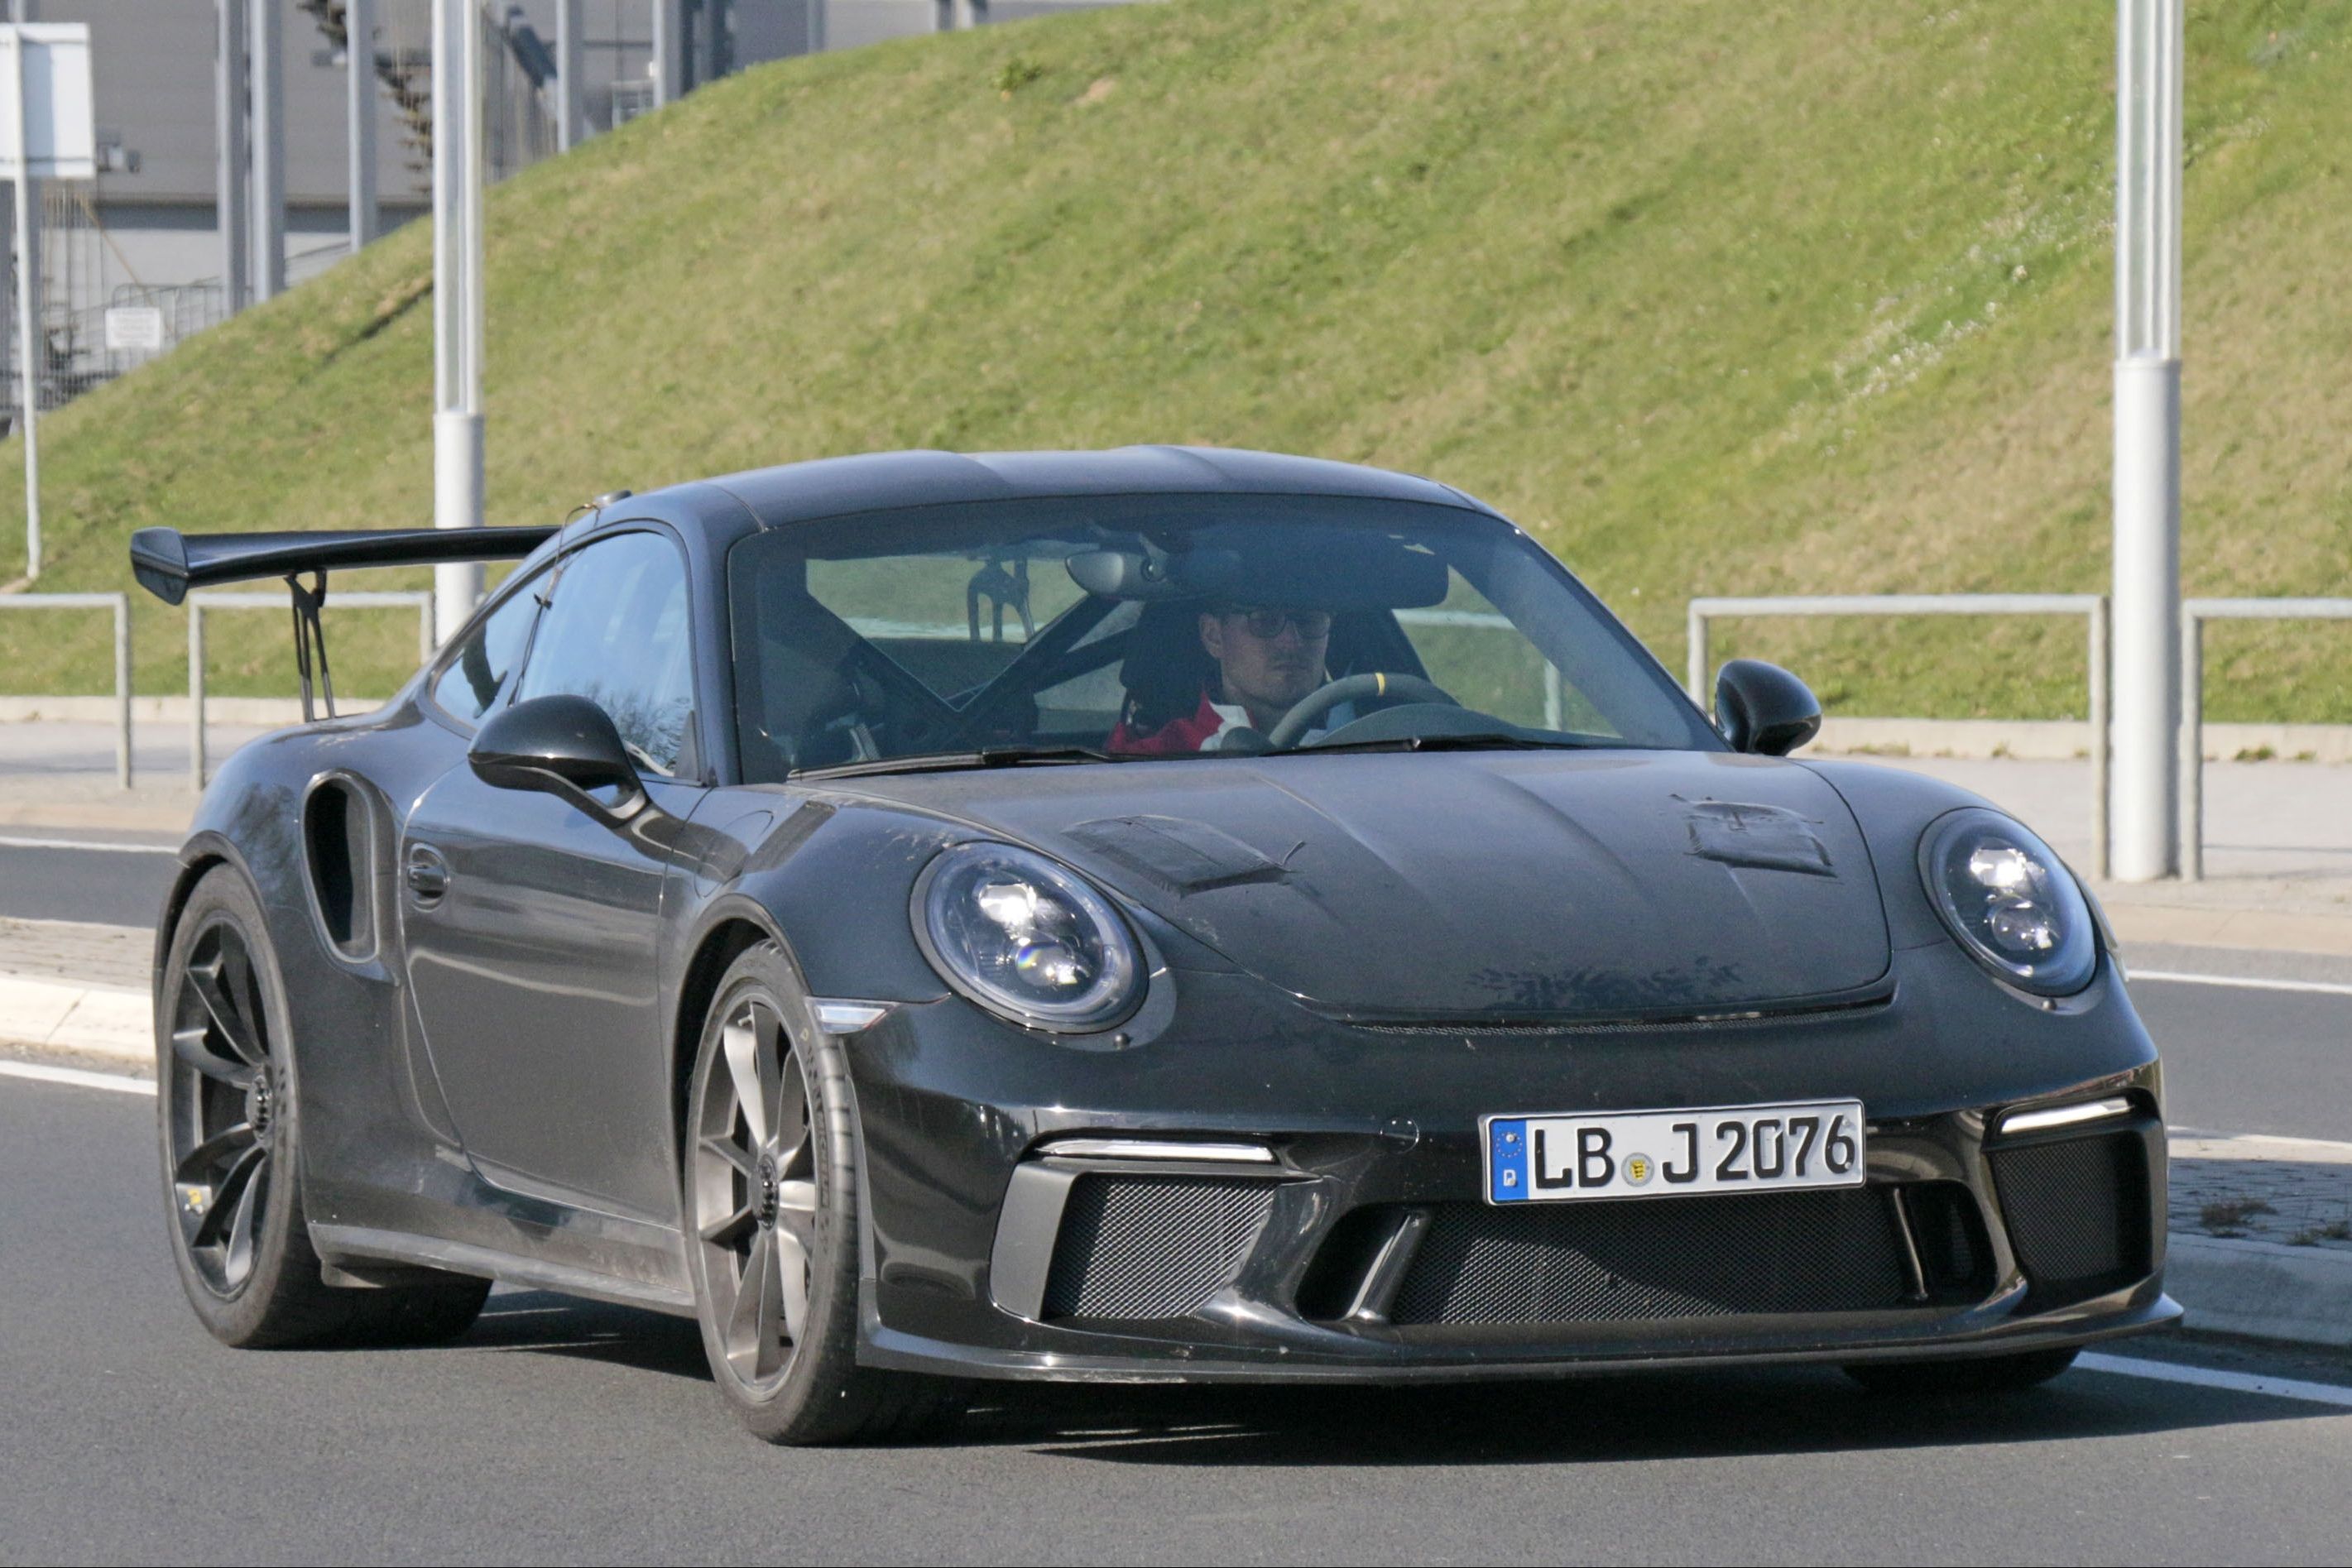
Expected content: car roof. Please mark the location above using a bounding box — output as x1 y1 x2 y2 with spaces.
691 446 1492 530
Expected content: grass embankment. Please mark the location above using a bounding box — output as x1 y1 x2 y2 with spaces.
1 0 2346 716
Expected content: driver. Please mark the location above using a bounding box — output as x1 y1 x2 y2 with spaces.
1108 602 1336 755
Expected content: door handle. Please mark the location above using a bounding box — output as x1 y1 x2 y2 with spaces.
404 843 451 903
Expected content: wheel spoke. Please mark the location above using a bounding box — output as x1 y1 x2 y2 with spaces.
771 1053 813 1171
721 1014 772 1146
727 1227 783 1375
171 1025 256 1090
223 938 271 1060
190 956 264 1067
223 1154 270 1283
193 1144 265 1250
173 1122 255 1184
698 1134 757 1181
774 1227 810 1346
698 1201 756 1247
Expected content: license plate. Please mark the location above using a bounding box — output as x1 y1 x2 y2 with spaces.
1483 1100 1866 1204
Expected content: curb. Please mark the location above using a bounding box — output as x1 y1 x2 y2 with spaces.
0 976 151 1063
2105 904 2352 961
2166 1234 2352 1350
0 801 194 832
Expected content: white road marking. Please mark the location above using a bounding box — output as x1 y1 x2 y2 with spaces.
0 834 178 855
2132 970 2352 999
2168 1127 2352 1155
2078 1353 2352 1409
0 1059 156 1096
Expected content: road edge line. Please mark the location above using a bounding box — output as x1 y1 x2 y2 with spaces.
2131 970 2352 998
2078 1351 2352 1409
0 1058 156 1096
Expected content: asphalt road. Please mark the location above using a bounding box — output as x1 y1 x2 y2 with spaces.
2 1077 2347 1565
0 835 180 928
7 836 2349 1142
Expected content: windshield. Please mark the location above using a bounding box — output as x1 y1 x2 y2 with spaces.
726 495 1719 780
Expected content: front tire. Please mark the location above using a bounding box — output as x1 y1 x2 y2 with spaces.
157 866 488 1348
684 942 964 1444
1843 1346 2081 1397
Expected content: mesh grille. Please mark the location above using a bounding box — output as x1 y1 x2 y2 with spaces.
1042 1175 1277 1321
1991 1133 2150 1306
1390 1189 1913 1327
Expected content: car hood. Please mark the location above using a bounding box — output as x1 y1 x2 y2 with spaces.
838 750 1891 1023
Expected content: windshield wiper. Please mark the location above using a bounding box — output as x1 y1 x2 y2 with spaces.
794 745 1121 781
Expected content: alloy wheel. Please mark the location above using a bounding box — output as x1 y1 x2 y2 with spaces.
163 919 280 1297
691 995 818 1393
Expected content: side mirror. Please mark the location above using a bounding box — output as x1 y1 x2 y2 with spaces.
1715 659 1822 756
470 694 649 823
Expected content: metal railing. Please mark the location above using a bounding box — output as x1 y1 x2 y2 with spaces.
0 593 132 787
2179 597 2352 881
188 591 434 789
1687 595 2111 878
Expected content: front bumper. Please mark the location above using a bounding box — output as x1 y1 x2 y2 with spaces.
839 942 2177 1384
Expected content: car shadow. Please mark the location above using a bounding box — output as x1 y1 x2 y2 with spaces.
951 1359 2338 1466
460 1289 710 1382
451 1293 2337 1465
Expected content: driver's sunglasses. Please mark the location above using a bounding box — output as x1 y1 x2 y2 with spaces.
1225 607 1333 640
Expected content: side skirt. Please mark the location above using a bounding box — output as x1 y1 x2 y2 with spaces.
310 1223 698 1318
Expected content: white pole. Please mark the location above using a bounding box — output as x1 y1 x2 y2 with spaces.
2110 0 2184 881
10 26 39 583
347 0 377 252
216 0 248 314
555 0 582 150
250 0 285 300
652 0 683 107
431 0 483 644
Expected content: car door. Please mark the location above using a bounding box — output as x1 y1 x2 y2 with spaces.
400 528 704 1220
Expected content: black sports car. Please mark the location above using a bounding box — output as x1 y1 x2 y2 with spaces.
129 447 2175 1443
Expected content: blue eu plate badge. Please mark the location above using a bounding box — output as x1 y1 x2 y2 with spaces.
1487 1119 1531 1203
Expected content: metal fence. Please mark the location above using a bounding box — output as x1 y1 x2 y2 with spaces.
1687 595 2112 878
2179 597 2352 881
0 594 132 787
188 591 434 789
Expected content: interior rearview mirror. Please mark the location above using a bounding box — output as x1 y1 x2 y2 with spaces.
469 694 650 824
1715 659 1822 756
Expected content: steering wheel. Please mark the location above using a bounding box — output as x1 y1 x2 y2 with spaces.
1265 672 1457 749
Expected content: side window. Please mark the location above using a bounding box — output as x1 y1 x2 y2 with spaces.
511 531 697 777
430 575 540 726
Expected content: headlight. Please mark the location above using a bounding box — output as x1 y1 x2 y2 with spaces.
1919 808 2097 996
914 842 1142 1032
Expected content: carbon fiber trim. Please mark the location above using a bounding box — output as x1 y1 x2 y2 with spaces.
1388 1189 1915 1326
1041 1174 1278 1321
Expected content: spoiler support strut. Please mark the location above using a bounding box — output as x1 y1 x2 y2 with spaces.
286 571 336 722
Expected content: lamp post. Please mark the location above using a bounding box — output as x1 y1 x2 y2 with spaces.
2110 0 2185 880
250 0 284 300
555 0 582 151
347 0 377 252
432 0 485 643
215 0 248 314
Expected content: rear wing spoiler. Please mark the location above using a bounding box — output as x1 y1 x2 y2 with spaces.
128 525 556 607
127 524 559 722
